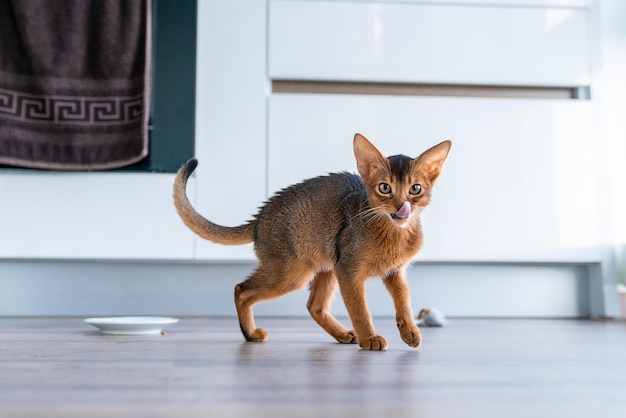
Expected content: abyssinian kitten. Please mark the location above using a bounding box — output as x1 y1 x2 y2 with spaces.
173 133 451 350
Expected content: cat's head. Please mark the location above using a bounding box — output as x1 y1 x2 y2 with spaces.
354 133 451 227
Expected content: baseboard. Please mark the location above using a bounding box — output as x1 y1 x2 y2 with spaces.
0 259 594 318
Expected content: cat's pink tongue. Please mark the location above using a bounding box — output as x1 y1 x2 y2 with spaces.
395 201 412 219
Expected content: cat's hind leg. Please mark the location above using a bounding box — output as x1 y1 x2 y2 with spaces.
234 278 268 342
235 262 312 342
307 271 357 344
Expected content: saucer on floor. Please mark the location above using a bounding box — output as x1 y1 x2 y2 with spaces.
84 316 178 335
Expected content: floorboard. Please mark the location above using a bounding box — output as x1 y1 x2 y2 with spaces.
1 317 625 418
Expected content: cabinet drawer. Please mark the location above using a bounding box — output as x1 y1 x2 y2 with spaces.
0 173 194 259
269 0 589 86
268 94 600 262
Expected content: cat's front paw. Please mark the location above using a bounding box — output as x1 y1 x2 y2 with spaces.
359 335 387 351
397 321 422 348
336 330 358 344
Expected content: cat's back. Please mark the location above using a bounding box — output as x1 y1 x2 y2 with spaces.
253 172 365 256
290 171 363 199
259 172 364 218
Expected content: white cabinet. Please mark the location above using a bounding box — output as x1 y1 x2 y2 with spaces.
0 0 602 265
1 0 620 317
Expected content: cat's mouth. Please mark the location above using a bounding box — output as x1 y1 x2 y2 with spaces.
391 201 412 220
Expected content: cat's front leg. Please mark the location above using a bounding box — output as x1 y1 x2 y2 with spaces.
383 269 422 348
336 269 387 350
307 271 357 344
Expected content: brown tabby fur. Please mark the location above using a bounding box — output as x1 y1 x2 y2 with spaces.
173 133 451 350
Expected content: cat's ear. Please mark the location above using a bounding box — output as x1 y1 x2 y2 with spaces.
416 140 451 182
354 133 387 178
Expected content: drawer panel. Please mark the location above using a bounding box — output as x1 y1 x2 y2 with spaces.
0 173 194 259
268 94 600 262
269 0 589 86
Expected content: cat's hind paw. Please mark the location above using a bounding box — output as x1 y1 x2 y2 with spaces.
359 335 387 351
241 326 269 342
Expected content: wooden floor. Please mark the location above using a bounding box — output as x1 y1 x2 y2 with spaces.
2 317 625 418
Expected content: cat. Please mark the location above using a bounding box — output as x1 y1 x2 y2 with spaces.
173 133 451 350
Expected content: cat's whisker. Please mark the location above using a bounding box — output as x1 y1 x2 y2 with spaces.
356 207 389 227
353 207 376 222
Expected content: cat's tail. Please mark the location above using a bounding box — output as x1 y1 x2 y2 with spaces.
173 159 255 245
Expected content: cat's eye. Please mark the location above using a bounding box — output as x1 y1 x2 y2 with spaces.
409 184 422 195
378 183 392 194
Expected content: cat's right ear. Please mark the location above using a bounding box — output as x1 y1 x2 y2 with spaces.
354 133 386 178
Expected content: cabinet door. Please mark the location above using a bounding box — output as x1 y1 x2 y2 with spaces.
268 94 600 262
269 0 589 86
191 0 267 261
0 173 194 259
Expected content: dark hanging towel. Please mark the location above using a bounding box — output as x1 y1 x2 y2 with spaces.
0 0 151 170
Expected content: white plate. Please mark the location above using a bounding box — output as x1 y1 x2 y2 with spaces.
84 316 178 335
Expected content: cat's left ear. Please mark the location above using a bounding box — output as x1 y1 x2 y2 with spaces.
354 133 387 178
416 140 452 182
